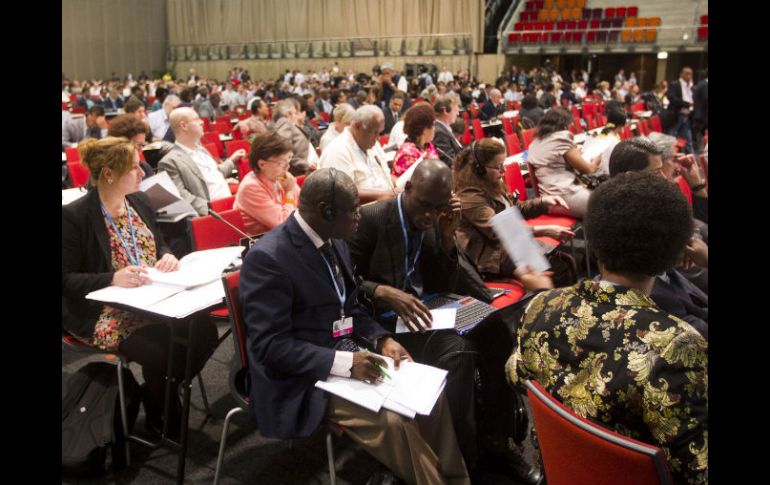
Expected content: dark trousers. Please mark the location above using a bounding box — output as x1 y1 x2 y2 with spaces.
667 114 694 155
118 317 218 429
395 331 479 466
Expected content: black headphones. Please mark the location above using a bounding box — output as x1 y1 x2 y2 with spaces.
471 141 486 177
322 167 337 221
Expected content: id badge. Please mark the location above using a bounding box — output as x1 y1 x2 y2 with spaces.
332 316 354 338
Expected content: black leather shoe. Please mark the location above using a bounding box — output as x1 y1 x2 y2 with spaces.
476 449 543 485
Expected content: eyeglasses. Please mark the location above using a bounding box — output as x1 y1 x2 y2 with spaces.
266 156 291 167
485 164 504 172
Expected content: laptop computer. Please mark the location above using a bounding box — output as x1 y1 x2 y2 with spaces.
382 292 534 336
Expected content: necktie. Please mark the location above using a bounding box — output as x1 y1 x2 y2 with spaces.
320 242 345 294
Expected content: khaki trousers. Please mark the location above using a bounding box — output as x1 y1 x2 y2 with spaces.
326 393 470 485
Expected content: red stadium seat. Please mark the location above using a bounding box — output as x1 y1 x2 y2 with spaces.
502 117 514 136
209 195 236 212
472 118 485 141
191 209 249 251
627 6 638 17
67 161 90 188
202 132 224 158
225 139 251 159
650 114 662 132
521 128 537 150
505 133 523 156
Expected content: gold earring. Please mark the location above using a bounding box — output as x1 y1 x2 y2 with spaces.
107 177 114 184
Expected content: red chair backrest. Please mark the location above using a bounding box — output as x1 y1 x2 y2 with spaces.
502 116 514 136
521 128 537 150
203 142 222 161
215 115 231 125
585 115 596 130
67 161 90 188
582 103 597 119
225 139 251 159
573 117 583 133
213 120 232 135
650 115 662 132
65 147 80 163
462 121 473 145
191 209 248 250
202 117 211 132
676 176 693 205
527 162 541 197
379 135 389 146
202 133 224 158
472 119 485 141
640 119 651 136
631 101 646 113
505 133 523 156
296 174 307 187
621 125 632 140
525 380 673 485
210 195 236 212
320 111 330 123
504 162 528 200
469 104 479 119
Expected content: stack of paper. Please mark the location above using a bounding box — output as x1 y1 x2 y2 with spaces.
139 171 198 223
316 355 448 419
86 246 243 318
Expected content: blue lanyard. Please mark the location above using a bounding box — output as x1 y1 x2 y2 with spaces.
396 194 424 290
100 200 141 266
320 243 346 318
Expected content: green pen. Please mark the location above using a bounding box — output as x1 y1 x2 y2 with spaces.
374 362 392 380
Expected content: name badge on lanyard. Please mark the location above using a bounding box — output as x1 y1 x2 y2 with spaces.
321 244 354 338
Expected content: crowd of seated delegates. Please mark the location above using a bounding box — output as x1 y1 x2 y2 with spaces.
319 102 355 151
507 171 708 484
62 64 711 482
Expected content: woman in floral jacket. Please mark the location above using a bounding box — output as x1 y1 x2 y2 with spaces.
508 172 708 485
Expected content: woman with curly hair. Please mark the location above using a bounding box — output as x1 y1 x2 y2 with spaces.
508 171 707 485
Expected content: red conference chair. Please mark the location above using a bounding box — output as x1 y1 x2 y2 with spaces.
203 142 223 163
67 161 90 188
485 281 527 309
616 7 626 18
469 104 480 119
215 115 231 125
212 120 232 135
502 117 514 136
621 125 632 140
296 174 307 187
505 133 523 156
701 14 708 25
202 133 225 158
525 380 674 485
191 209 249 251
225 139 251 159
650 115 662 132
521 128 537 150
461 120 473 145
472 118 485 141
504 161 528 197
605 7 616 18
639 119 651 136
585 115 596 130
627 6 638 17
212 270 344 485
631 101 646 113
209 195 236 213
65 147 80 163
201 117 211 132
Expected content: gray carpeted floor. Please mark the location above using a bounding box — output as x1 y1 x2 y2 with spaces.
62 320 539 485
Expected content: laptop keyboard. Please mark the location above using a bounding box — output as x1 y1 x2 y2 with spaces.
425 296 497 331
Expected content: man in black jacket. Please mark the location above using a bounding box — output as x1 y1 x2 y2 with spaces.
381 91 405 135
348 159 540 483
666 67 695 154
432 93 463 167
692 69 708 153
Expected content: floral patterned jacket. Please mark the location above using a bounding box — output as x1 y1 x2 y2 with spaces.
507 279 708 484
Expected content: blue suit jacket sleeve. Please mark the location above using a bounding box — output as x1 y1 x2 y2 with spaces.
240 246 336 381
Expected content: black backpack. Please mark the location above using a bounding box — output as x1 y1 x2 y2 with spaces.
62 361 141 476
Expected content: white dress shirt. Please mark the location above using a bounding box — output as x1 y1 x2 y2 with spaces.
293 212 353 377
680 78 693 114
318 128 394 192
175 141 232 200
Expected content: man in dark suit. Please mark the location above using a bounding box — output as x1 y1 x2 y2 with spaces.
348 160 541 482
432 93 464 167
478 88 503 121
239 168 470 484
381 91 405 135
692 69 708 153
666 67 695 154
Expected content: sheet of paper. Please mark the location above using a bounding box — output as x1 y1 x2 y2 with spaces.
145 280 224 318
382 398 417 419
395 308 457 334
146 246 244 289
62 188 88 205
86 283 181 308
580 136 616 162
315 376 394 413
385 361 448 416
490 206 550 273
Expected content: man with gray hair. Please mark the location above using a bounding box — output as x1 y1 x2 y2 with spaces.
273 98 313 175
479 88 503 121
319 105 396 203
147 94 181 141
432 92 463 167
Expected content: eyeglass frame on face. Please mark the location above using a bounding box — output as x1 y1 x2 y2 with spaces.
263 152 292 168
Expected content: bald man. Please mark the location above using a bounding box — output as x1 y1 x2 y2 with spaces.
318 105 395 204
157 107 246 215
348 160 535 478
